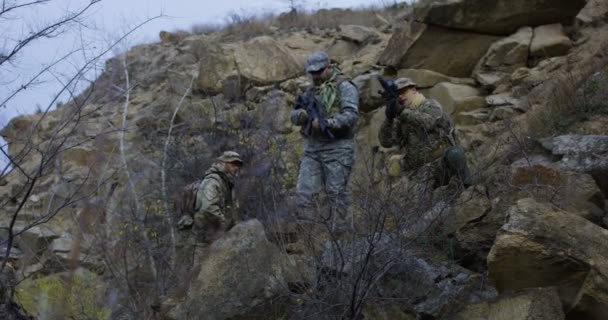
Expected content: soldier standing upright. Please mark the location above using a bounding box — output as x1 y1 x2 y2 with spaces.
290 51 359 230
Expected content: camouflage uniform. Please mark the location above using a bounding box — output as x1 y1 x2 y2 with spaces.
175 152 241 282
193 160 239 244
291 51 359 226
378 81 471 187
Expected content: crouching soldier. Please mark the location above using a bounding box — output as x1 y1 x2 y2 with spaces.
174 151 243 284
378 78 471 188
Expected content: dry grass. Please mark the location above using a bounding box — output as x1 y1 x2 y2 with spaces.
528 64 608 138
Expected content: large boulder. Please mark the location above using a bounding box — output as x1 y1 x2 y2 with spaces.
168 219 293 320
530 24 572 58
258 90 294 134
424 82 485 115
233 36 302 86
352 71 384 113
327 39 360 63
488 198 608 319
449 185 510 271
377 22 426 68
397 26 500 77
338 24 379 44
196 43 237 94
510 162 605 224
473 27 533 89
455 288 565 320
414 0 587 35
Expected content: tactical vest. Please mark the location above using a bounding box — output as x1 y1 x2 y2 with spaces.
304 75 356 141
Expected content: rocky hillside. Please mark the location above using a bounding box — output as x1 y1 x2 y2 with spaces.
2 0 608 319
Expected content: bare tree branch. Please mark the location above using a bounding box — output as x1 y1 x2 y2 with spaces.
0 0 101 67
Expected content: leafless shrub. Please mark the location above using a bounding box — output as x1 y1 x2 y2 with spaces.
190 23 222 35
187 3 409 41
527 58 608 138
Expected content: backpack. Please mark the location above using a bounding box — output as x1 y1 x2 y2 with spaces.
174 180 201 218
174 171 233 229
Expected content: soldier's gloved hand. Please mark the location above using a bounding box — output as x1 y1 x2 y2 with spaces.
291 109 308 125
177 215 194 230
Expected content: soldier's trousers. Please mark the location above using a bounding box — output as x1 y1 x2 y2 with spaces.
295 139 355 225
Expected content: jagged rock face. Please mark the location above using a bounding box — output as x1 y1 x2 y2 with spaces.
388 25 500 77
196 36 301 94
473 27 532 90
233 36 302 85
410 27 500 78
488 198 608 319
454 287 565 320
415 0 587 35
377 21 426 68
196 42 236 93
168 220 292 320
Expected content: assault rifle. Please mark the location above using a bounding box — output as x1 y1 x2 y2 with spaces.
377 76 400 120
294 94 335 139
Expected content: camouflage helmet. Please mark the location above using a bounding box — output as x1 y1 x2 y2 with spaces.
217 151 243 165
305 51 330 73
394 78 417 91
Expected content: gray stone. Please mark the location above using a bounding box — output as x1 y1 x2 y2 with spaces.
415 0 587 35
397 26 500 78
540 135 608 155
488 198 608 319
474 27 532 89
352 71 384 113
455 287 565 320
530 24 572 58
233 36 301 85
425 82 482 115
486 94 520 107
338 24 379 44
168 219 294 320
